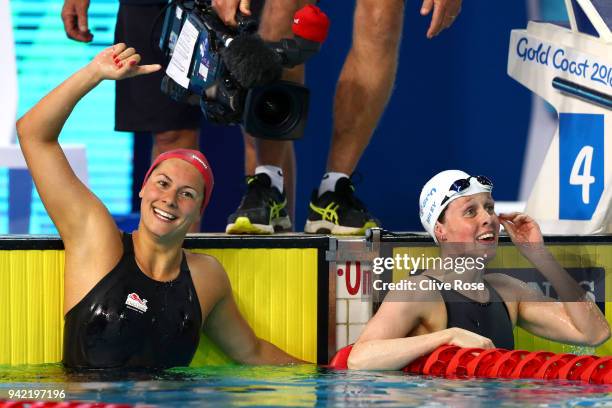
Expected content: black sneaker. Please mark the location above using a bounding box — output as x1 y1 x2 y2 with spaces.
304 177 380 235
226 173 291 234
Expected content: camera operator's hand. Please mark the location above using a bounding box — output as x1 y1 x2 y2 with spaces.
88 44 162 82
420 0 462 39
61 0 93 42
212 0 251 27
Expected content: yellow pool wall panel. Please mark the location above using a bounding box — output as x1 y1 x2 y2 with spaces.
0 247 318 366
190 248 318 365
0 250 64 365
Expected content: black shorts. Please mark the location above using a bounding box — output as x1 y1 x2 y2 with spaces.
114 3 201 133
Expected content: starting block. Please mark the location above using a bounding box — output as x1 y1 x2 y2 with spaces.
508 0 612 234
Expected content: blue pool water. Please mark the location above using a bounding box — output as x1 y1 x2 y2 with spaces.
1 365 612 407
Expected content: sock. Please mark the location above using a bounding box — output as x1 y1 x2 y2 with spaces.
255 165 284 193
318 172 349 196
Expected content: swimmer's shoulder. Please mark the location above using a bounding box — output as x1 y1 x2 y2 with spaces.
381 272 444 309
486 271 548 302
367 273 446 337
185 251 231 305
185 251 228 282
484 272 525 324
485 272 527 295
185 251 221 268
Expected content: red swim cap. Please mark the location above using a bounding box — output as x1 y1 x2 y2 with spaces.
142 149 214 214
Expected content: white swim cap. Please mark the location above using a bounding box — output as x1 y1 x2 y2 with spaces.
419 170 493 242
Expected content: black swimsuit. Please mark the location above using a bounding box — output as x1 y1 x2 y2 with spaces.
432 277 515 350
63 233 202 369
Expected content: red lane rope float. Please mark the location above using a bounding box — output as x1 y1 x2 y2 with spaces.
558 355 598 381
445 348 483 378
329 344 612 384
510 351 555 379
402 355 427 374
421 345 460 376
489 350 531 378
328 344 353 370
580 356 612 384
0 401 136 408
533 353 576 380
465 348 507 377
603 366 612 384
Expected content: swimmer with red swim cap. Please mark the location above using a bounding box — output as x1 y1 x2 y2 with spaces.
17 44 302 369
347 170 610 370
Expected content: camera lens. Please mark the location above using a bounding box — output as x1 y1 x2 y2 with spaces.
254 90 292 126
243 81 309 140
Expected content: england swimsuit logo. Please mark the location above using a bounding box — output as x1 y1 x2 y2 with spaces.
125 292 148 313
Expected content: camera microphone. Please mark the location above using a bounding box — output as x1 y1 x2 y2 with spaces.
267 5 330 68
221 34 283 88
159 1 330 140
218 4 329 90
292 4 330 44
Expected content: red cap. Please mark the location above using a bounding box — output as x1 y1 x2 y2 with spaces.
292 5 330 43
142 149 214 214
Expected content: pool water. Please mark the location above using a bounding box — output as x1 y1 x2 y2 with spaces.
1 364 612 407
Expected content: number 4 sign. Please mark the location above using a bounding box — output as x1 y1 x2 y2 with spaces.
560 113 604 220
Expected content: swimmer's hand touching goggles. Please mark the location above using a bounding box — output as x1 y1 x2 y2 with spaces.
440 176 493 206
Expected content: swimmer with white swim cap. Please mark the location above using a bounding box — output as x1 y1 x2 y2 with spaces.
346 170 609 370
17 44 302 369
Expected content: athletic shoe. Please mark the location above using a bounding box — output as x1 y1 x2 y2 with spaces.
304 177 379 235
226 173 291 234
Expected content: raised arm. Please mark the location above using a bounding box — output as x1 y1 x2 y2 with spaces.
499 213 610 346
16 44 160 247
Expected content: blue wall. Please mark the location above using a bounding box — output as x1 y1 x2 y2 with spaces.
200 1 531 232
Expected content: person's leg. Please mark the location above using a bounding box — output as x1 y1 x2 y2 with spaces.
254 0 305 224
243 132 296 223
305 0 404 235
280 132 297 223
226 0 305 234
243 134 257 175
152 129 199 158
327 0 404 174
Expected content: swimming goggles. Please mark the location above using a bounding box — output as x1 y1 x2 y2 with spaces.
440 175 493 206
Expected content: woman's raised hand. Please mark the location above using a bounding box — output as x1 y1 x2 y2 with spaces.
88 43 162 81
499 212 544 245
